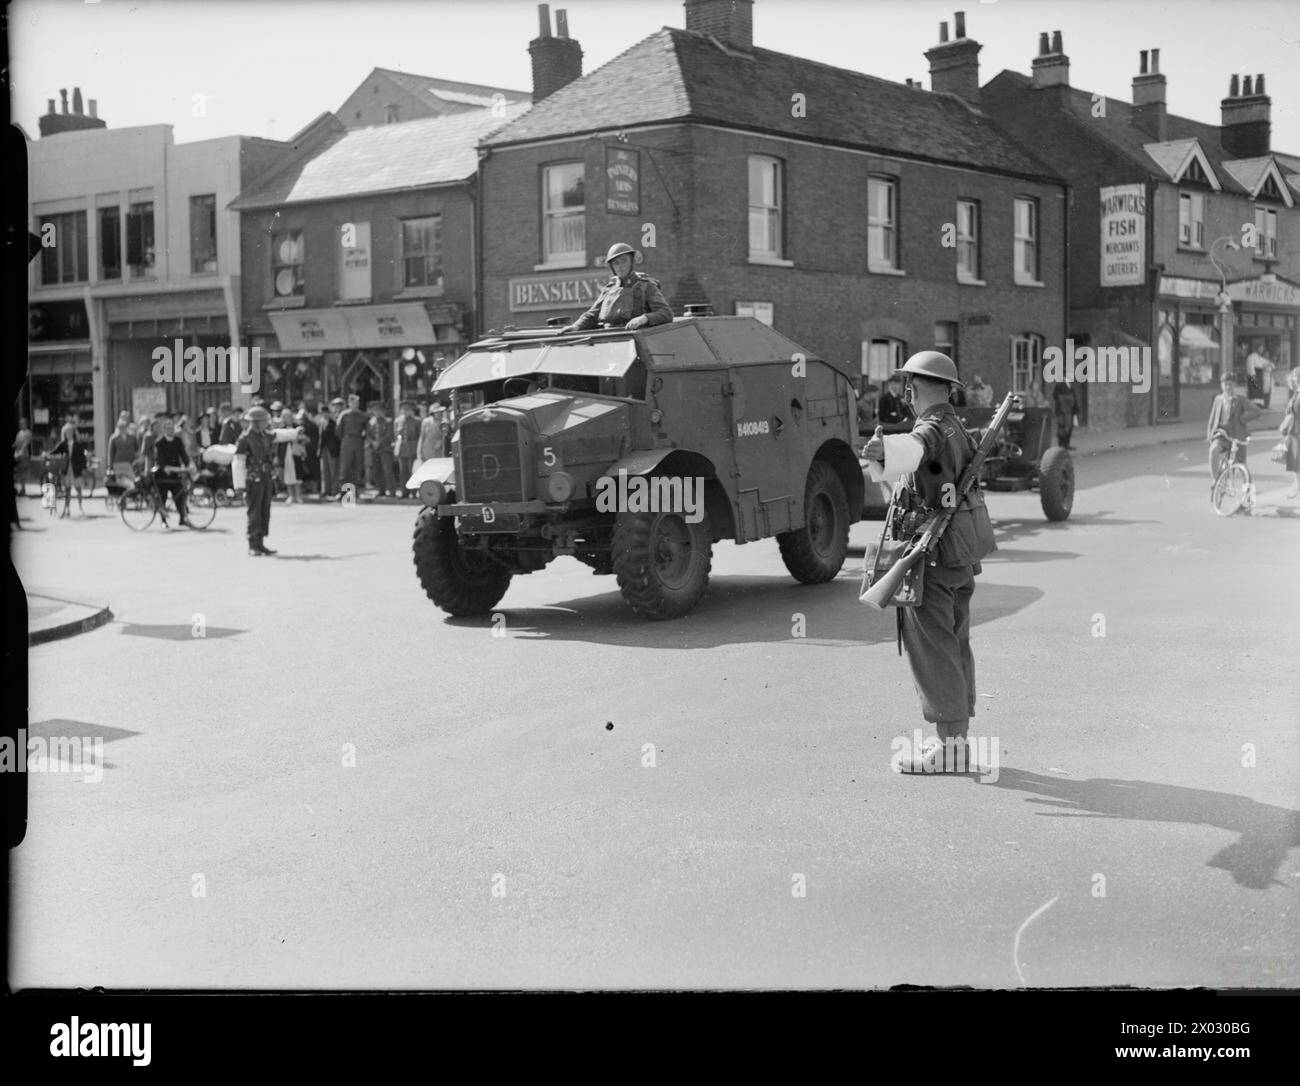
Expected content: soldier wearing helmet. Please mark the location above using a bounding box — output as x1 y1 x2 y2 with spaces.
560 243 673 333
863 350 997 773
234 405 301 556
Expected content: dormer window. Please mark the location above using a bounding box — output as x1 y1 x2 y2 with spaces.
1183 156 1210 186
1259 173 1284 202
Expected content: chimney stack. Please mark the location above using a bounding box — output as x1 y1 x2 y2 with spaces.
1221 72 1271 157
925 12 982 103
59 88 68 113
1032 28 1070 88
683 0 754 50
529 3 583 102
1131 48 1167 141
40 88 107 136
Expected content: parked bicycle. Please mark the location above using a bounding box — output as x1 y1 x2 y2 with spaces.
1209 431 1254 516
119 466 218 531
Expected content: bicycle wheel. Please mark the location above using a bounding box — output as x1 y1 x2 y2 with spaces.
104 493 118 512
119 487 157 531
1211 464 1249 516
187 484 218 529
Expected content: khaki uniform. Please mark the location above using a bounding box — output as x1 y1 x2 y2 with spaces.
570 272 672 331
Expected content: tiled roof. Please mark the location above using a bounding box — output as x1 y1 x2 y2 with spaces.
484 28 1061 181
1142 139 1200 181
231 105 531 209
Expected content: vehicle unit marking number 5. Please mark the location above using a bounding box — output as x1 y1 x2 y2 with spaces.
543 447 557 467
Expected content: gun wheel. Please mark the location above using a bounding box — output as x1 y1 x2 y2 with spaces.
1039 446 1074 521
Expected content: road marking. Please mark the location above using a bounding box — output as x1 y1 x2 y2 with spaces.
1013 895 1059 986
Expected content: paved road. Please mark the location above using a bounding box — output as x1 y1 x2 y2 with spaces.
10 440 1300 989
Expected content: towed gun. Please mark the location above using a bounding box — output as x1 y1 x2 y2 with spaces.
861 391 1020 610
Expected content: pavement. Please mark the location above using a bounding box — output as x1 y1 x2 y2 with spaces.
26 589 113 646
9 432 1300 989
1070 407 1287 458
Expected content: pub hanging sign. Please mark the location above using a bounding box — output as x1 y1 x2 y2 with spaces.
605 146 640 216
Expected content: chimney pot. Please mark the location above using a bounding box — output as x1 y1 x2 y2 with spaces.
1243 74 1252 95
556 9 569 38
1038 32 1049 56
939 21 949 43
530 4 582 100
72 87 83 115
1255 73 1264 94
46 98 55 114
1229 74 1239 96
59 88 68 113
89 99 98 119
955 11 966 38
1151 48 1159 74
537 2 551 37
1139 50 1148 75
1051 30 1062 53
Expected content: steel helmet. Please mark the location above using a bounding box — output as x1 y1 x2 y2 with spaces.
245 406 271 423
900 350 963 388
604 242 638 267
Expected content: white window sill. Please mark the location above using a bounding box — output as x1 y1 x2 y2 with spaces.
1014 278 1045 288
748 254 794 267
533 258 588 272
868 265 906 276
394 286 444 299
263 297 306 309
332 298 372 306
957 274 986 286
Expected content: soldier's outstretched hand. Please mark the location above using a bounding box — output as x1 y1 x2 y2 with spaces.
863 425 885 463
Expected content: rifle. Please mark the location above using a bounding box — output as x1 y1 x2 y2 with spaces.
861 391 1020 610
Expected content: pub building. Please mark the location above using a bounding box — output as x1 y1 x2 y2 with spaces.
232 103 529 411
984 40 1299 427
25 91 294 457
479 4 1067 404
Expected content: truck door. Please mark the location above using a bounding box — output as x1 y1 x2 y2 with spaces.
725 366 796 541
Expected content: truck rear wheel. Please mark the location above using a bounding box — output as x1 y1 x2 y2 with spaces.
778 460 850 583
612 508 712 619
412 510 513 616
1038 446 1074 521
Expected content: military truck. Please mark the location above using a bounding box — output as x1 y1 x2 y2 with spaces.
408 316 864 620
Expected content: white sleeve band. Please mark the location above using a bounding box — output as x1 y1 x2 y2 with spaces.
877 433 925 482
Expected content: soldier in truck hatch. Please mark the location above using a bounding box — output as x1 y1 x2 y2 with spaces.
560 243 673 333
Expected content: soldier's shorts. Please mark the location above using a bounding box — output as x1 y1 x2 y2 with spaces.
901 562 976 732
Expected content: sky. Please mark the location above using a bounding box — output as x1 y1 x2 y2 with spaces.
10 0 1300 151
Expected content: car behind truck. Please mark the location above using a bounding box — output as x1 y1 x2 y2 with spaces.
408 316 864 619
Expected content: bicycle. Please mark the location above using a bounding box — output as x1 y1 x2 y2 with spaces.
1209 431 1254 516
119 466 218 531
39 454 69 516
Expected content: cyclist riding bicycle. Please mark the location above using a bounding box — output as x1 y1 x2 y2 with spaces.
152 415 195 528
1207 372 1260 475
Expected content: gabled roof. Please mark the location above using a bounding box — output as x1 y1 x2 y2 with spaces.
483 28 1062 183
1219 156 1296 207
231 106 531 210
1143 139 1222 190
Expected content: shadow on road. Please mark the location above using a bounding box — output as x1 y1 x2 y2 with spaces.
272 551 380 562
450 578 1043 650
983 768 1300 890
991 511 1157 548
117 623 246 640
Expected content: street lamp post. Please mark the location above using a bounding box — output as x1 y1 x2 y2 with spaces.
1208 236 1238 382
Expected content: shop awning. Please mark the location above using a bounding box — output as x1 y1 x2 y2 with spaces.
268 303 437 352
1179 325 1218 350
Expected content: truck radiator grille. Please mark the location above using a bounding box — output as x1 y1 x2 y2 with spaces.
459 419 524 502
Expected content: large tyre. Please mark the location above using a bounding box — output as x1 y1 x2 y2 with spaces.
412 510 513 616
1039 446 1074 521
778 460 850 583
611 508 712 619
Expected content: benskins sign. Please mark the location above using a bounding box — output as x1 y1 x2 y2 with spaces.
1042 339 1151 393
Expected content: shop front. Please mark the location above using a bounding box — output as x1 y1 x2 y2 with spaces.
266 302 463 409
1157 274 1300 420
22 299 94 455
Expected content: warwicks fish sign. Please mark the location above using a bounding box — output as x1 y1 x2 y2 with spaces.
1100 184 1146 287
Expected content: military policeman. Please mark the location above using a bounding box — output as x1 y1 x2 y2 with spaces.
862 351 996 773
235 406 297 556
561 243 673 332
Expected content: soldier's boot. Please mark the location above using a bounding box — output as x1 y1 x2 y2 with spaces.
255 543 277 555
896 725 971 775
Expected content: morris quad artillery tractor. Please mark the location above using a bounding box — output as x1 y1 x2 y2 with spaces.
860 400 1074 522
407 316 864 620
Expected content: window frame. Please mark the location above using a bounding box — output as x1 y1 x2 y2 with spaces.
1013 197 1040 284
868 176 900 273
1253 206 1278 260
748 154 785 263
956 199 981 283
863 337 907 385
189 194 218 275
269 228 306 301
400 215 443 290
38 210 89 285
540 161 586 269
934 321 958 367
1178 191 1205 250
126 200 156 279
1010 333 1043 394
98 206 122 282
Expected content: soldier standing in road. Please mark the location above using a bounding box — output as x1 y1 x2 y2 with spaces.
234 405 296 556
561 243 673 332
336 393 368 499
862 351 997 773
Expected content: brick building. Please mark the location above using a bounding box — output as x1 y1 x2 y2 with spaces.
983 36 1300 427
479 3 1067 406
232 105 528 411
26 92 293 459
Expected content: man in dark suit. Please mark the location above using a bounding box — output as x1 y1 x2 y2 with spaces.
876 373 915 432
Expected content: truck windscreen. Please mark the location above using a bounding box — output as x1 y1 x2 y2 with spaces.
434 339 637 392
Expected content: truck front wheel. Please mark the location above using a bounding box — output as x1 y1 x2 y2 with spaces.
612 508 712 619
413 511 513 616
778 460 850 583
